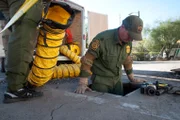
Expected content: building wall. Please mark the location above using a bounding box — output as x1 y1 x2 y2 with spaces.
67 11 82 51
88 11 108 45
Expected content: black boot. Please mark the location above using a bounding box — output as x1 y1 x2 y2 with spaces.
3 87 43 104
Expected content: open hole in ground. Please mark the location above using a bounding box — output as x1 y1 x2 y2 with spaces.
88 82 141 96
123 83 141 96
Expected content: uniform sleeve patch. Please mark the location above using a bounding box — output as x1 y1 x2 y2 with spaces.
91 40 100 51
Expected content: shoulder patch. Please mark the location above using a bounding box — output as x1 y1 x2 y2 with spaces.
126 45 130 54
91 40 100 51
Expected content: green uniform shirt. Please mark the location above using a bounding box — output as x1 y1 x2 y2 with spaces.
88 28 132 86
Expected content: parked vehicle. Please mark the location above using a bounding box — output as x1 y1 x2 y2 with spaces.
0 0 86 72
168 48 180 60
56 0 86 61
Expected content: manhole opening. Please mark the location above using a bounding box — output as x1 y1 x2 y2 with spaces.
123 83 141 96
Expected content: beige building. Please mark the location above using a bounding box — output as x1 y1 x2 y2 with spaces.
87 11 108 45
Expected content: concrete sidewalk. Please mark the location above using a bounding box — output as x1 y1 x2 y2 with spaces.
0 72 180 120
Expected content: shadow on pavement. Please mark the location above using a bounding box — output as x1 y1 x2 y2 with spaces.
123 69 180 79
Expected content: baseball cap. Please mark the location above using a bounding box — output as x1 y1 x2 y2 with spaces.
122 15 143 40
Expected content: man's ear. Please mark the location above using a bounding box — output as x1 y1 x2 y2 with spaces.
121 25 125 28
120 25 126 32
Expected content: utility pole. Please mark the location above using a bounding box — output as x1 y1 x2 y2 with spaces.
119 14 121 25
138 11 140 17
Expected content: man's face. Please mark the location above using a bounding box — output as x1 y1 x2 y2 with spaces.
118 25 133 43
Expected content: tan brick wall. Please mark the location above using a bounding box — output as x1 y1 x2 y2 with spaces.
68 11 82 50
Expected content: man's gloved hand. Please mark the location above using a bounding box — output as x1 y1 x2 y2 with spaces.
75 84 92 94
132 78 147 83
74 77 92 94
128 73 147 83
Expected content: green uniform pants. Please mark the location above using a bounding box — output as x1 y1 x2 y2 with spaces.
90 74 124 95
0 0 43 91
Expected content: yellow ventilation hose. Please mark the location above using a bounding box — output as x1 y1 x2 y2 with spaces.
28 2 81 86
52 64 81 79
59 45 80 63
68 44 81 56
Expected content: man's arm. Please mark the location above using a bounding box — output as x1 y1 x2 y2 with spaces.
75 52 96 94
123 56 146 83
75 38 101 94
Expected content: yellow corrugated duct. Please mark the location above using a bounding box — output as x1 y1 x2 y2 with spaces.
59 45 81 64
28 1 80 86
52 64 81 79
28 24 65 86
69 44 81 56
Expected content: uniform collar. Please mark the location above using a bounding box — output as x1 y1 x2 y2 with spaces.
114 27 122 45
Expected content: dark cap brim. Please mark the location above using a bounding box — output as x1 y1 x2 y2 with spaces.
129 31 142 41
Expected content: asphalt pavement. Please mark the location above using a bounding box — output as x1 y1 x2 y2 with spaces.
0 61 180 120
